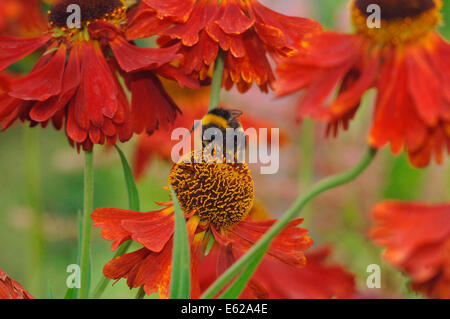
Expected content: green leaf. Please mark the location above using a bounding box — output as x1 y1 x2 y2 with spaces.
115 145 140 211
47 284 54 299
90 146 140 298
64 288 76 300
169 187 191 299
203 231 215 257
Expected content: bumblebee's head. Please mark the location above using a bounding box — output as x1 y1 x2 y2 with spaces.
201 108 243 130
192 108 245 156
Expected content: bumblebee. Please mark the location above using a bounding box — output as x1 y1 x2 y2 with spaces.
192 108 246 159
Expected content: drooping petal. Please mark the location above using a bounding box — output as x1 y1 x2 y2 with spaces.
78 41 118 127
370 50 427 155
0 35 50 71
92 205 174 252
249 1 321 53
110 36 182 73
128 71 180 134
30 43 81 122
180 31 218 75
406 45 441 126
122 214 175 253
9 44 66 101
328 49 379 121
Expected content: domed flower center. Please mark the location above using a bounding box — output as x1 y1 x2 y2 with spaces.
352 0 442 45
168 151 255 229
49 0 125 28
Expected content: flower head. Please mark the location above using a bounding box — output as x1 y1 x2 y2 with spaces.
275 0 450 167
92 152 312 298
0 269 33 299
127 0 321 93
370 201 450 299
0 0 198 150
169 151 255 228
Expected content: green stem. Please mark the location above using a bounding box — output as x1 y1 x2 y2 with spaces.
201 147 378 299
298 119 315 228
79 149 94 299
135 287 145 299
208 50 225 111
91 240 132 298
24 127 45 297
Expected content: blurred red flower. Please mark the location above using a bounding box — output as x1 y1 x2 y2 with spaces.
0 0 46 36
0 0 198 150
276 0 450 168
0 269 33 299
371 201 450 299
127 0 321 93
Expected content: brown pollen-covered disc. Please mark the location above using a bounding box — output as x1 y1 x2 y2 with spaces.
355 0 436 21
49 0 123 28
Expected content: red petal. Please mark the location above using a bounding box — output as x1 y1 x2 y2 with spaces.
30 43 81 122
406 46 441 126
129 71 180 134
163 0 216 46
206 21 246 58
122 214 175 253
371 202 450 263
156 64 200 89
215 0 254 35
0 269 34 299
9 44 66 101
127 5 173 40
0 35 50 71
230 218 312 267
371 201 450 298
92 206 174 252
110 37 182 72
181 31 219 75
328 52 379 120
133 242 173 298
370 51 427 154
143 0 195 23
79 41 118 127
250 1 321 50
103 247 150 282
